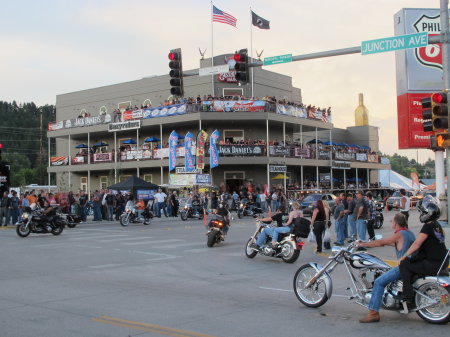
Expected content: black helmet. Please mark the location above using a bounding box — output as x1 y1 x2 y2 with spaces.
417 195 441 223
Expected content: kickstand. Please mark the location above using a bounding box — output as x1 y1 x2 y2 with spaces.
400 301 409 314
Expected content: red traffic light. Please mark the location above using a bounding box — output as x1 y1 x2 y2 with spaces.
0 143 2 149
234 53 246 62
168 52 179 61
432 92 447 104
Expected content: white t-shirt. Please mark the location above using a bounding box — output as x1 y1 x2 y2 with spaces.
154 192 167 203
401 195 410 212
259 193 266 202
271 193 278 201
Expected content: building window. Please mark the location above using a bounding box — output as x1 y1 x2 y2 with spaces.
118 101 131 112
120 175 131 182
100 176 108 190
99 106 107 115
223 88 243 97
224 130 244 143
143 174 153 182
80 177 87 192
143 99 152 108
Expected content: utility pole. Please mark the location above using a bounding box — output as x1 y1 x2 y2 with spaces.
40 110 43 185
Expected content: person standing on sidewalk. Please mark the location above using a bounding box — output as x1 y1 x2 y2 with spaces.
0 191 11 226
78 191 88 222
354 190 369 241
356 213 415 323
154 188 167 218
333 197 345 246
10 190 20 225
366 191 376 240
344 193 356 241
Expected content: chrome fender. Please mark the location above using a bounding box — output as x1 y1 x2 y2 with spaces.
308 262 333 300
413 275 450 288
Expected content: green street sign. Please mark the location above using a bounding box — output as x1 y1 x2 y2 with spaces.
361 32 428 55
264 54 293 66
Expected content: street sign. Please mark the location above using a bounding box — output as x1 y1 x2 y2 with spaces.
199 64 229 76
269 165 287 173
361 32 428 55
263 54 292 66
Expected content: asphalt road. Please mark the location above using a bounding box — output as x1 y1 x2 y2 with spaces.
0 209 448 337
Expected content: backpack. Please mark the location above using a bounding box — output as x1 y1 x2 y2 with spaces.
292 217 311 238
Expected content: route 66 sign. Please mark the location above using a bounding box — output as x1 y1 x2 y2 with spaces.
414 14 442 70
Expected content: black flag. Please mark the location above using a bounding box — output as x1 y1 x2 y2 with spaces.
251 11 270 30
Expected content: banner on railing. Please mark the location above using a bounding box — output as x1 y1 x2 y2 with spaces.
203 100 266 112
380 157 390 165
367 154 379 163
294 147 311 158
72 156 85 164
143 104 187 119
356 153 368 161
335 152 356 161
269 146 290 156
48 114 112 131
50 156 69 166
318 150 331 160
93 153 113 162
213 145 265 156
108 120 141 132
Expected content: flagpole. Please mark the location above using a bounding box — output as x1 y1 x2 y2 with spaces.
250 7 254 99
211 1 215 97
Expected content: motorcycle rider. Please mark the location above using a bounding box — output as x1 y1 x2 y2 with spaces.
398 196 449 310
41 200 57 232
356 213 415 323
215 202 231 235
250 205 289 249
191 195 202 215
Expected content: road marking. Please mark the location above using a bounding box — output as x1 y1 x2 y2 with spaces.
121 239 183 246
69 234 129 241
89 263 124 269
93 315 217 337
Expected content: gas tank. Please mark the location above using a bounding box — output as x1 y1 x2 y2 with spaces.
349 252 391 269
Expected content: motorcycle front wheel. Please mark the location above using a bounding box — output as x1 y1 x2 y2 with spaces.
67 223 77 228
293 264 329 308
120 214 130 227
415 283 450 324
374 217 383 229
280 242 300 263
237 210 243 219
16 224 31 237
180 212 188 221
245 238 258 258
207 231 218 247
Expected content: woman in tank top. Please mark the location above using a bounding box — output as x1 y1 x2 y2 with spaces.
356 213 415 323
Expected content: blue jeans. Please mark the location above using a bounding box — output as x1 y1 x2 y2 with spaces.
348 215 356 239
81 206 87 221
157 202 167 217
256 227 275 246
107 205 114 221
342 214 348 239
335 218 346 244
11 208 19 225
272 226 291 242
369 267 401 311
356 219 367 241
93 203 102 221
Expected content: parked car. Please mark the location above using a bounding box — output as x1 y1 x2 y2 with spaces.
386 190 422 210
300 193 337 217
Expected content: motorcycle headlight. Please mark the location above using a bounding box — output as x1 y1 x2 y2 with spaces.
240 203 244 208
22 212 30 219
184 205 188 209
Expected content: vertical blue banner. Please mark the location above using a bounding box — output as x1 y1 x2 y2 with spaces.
184 131 195 172
210 129 220 169
169 130 178 171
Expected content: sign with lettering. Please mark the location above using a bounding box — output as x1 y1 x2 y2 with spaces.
269 165 287 173
108 120 141 132
332 161 351 169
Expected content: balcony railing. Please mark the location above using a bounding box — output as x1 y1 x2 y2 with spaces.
48 100 332 131
49 145 390 167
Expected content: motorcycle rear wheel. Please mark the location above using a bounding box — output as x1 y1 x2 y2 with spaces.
245 238 258 258
51 224 64 236
16 224 31 237
280 242 300 263
207 231 217 247
293 264 329 308
415 283 450 324
120 214 130 227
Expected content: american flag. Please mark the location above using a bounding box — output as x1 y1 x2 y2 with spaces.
212 5 237 27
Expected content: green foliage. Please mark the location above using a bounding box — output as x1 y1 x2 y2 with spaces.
386 154 434 179
0 101 55 186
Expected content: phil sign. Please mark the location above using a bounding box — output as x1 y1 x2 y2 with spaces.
394 8 445 149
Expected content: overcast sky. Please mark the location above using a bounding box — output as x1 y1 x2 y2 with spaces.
0 0 439 164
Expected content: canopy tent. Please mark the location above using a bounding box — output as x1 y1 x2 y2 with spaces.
378 170 427 190
272 173 288 179
306 139 323 144
92 141 108 147
144 137 160 142
75 144 88 149
122 139 137 145
108 175 159 191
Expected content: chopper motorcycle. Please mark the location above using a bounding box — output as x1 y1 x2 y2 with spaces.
293 241 450 324
16 206 65 237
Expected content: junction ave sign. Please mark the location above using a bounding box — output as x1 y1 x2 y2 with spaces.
361 32 428 55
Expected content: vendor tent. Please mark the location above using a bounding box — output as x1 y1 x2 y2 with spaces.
378 170 427 190
108 176 159 191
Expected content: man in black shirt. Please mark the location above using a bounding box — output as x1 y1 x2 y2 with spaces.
215 203 231 234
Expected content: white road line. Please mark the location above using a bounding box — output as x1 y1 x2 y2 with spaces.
152 242 204 249
121 239 184 246
89 263 124 269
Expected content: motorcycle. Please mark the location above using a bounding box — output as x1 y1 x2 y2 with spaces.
180 203 204 221
16 207 65 237
245 219 304 263
55 207 81 228
237 201 263 219
293 241 450 324
120 206 153 227
374 200 384 229
206 214 228 247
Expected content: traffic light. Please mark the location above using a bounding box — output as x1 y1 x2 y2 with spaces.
234 49 249 84
436 133 450 149
421 95 433 132
168 48 183 97
430 134 445 151
427 92 448 132
0 143 2 160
